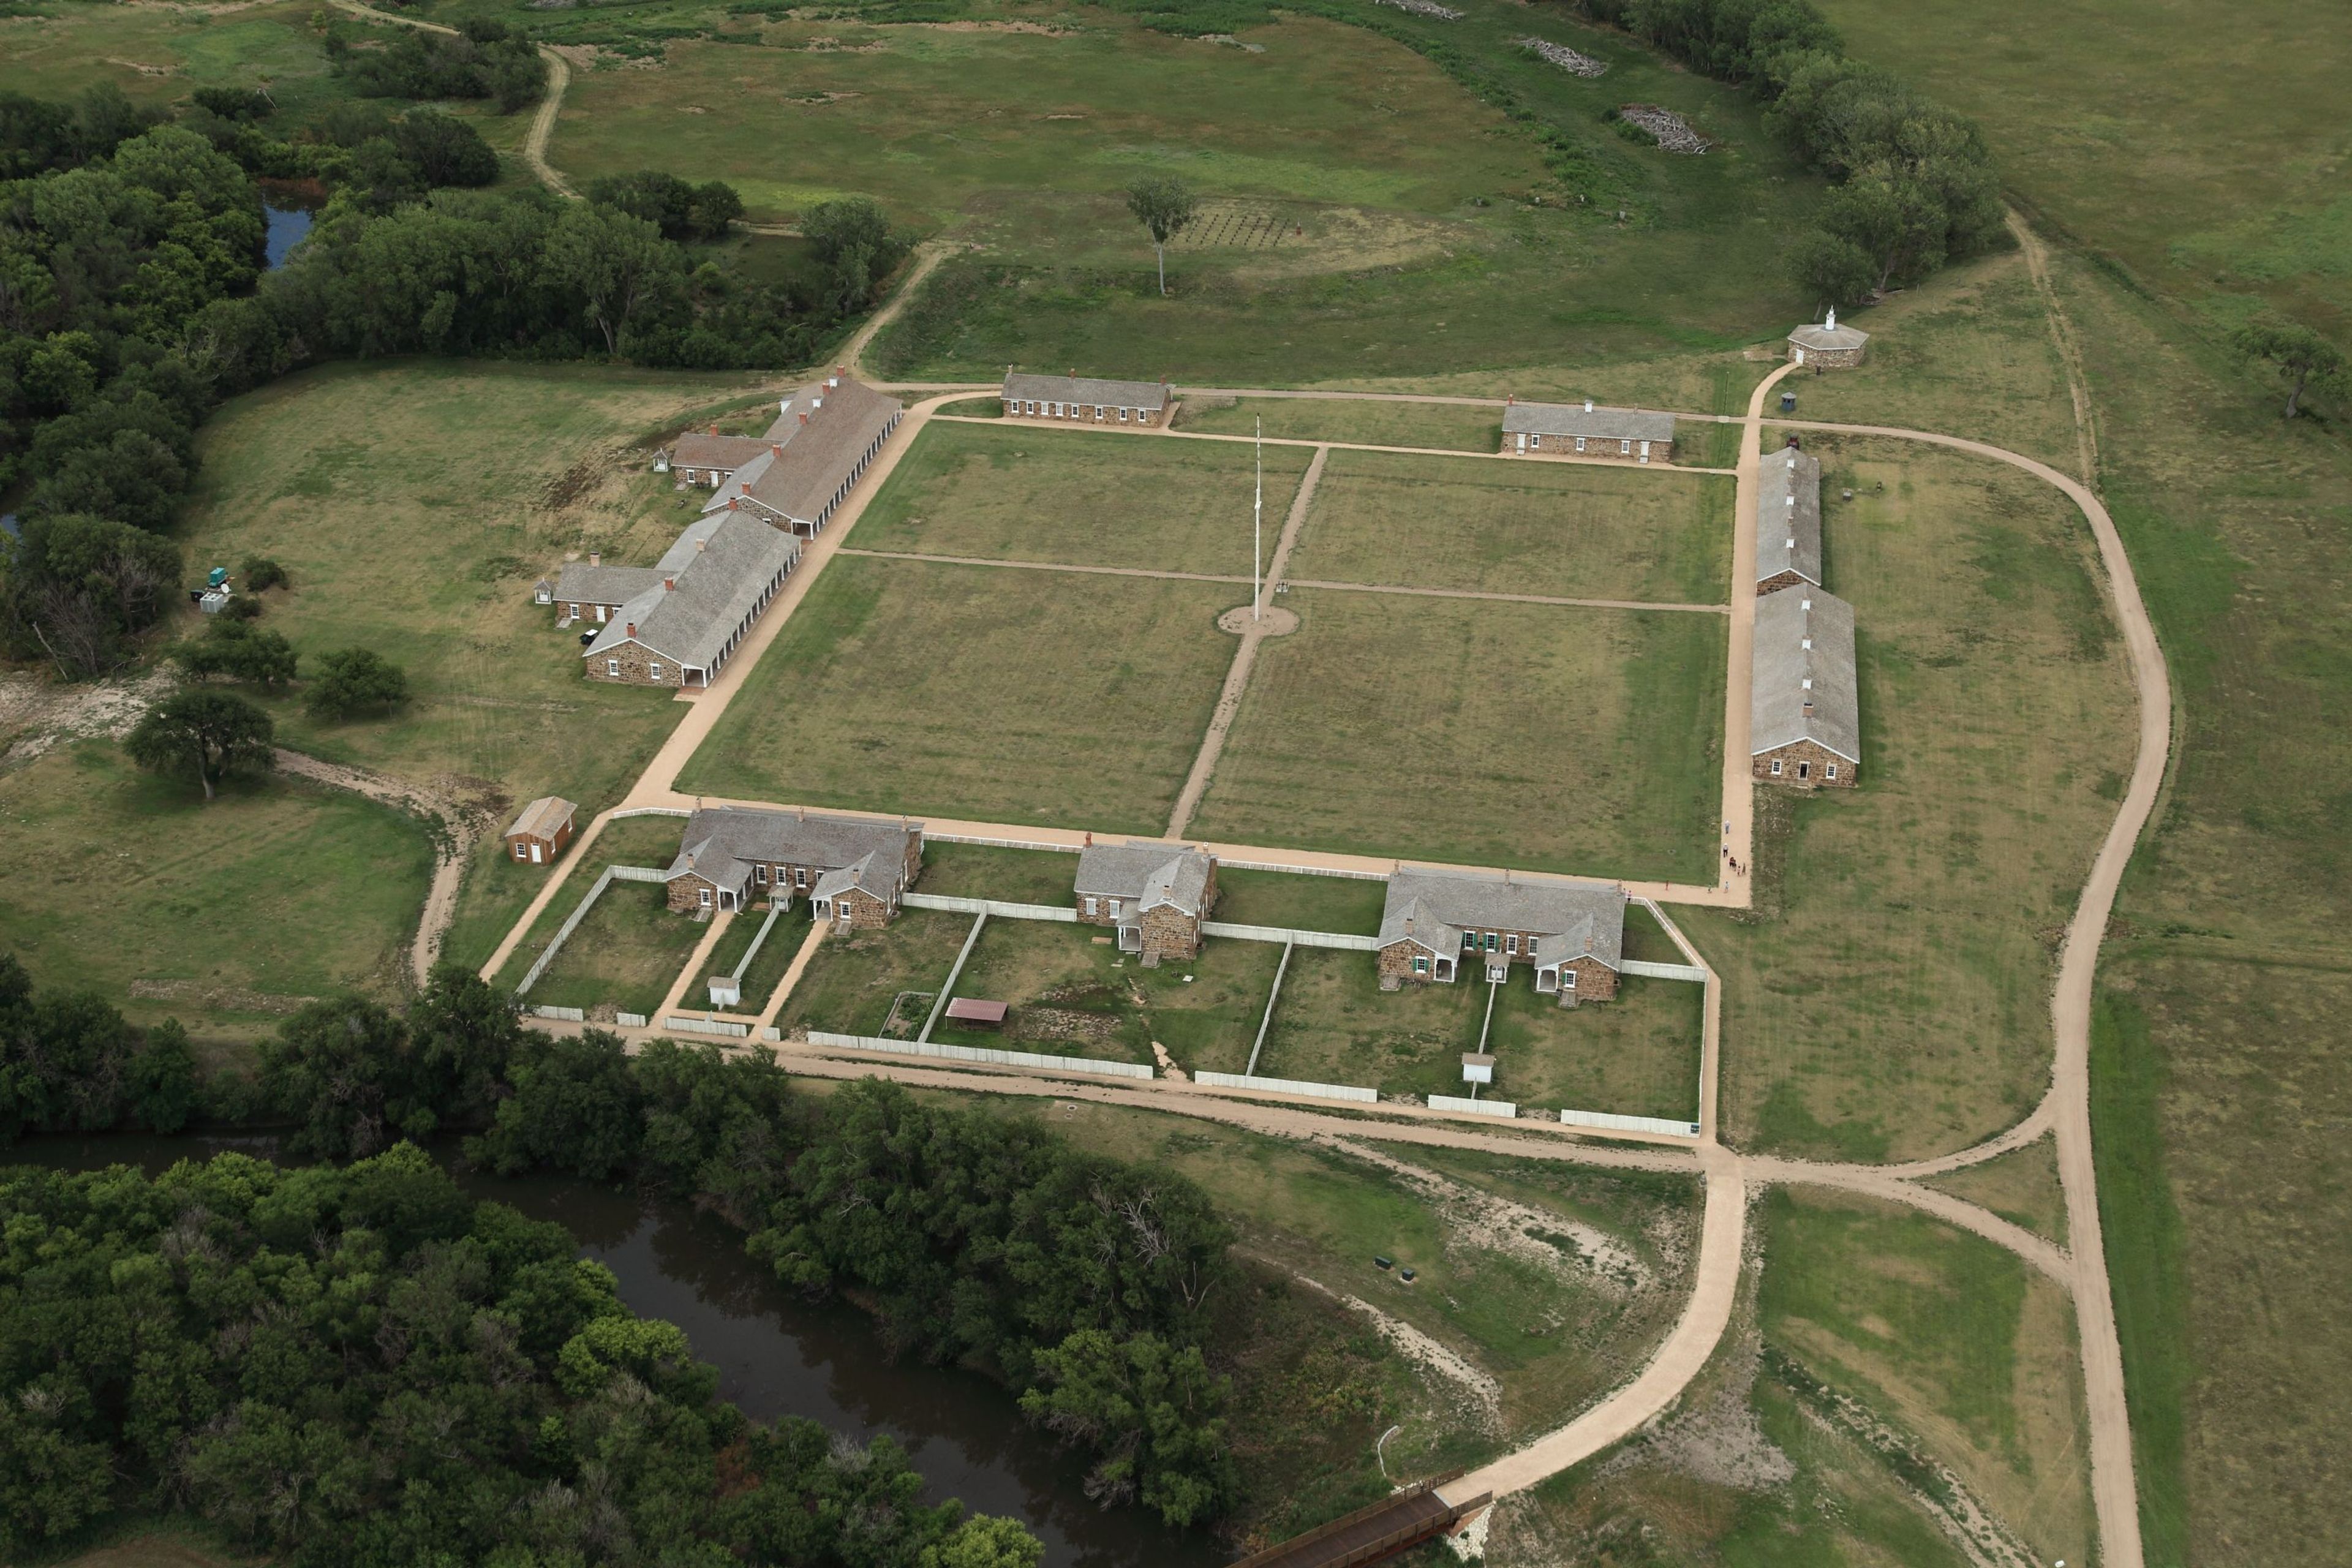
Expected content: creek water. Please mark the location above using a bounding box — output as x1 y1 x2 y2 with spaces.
264 202 314 268
9 1133 1221 1568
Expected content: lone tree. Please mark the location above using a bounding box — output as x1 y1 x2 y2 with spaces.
124 688 274 801
2231 320 2346 418
306 646 409 720
1126 176 1199 297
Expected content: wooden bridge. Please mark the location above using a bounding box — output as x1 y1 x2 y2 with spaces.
1231 1478 1490 1568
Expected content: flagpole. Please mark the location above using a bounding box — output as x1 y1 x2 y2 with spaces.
1253 417 1263 621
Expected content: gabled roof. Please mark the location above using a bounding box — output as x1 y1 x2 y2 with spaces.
812 851 889 903
581 511 800 673
1376 870 1626 970
1750 585 1860 763
666 807 919 895
553 561 663 608
701 375 903 526
1502 400 1677 444
1074 840 1214 918
1003 372 1168 412
505 796 576 840
1754 445 1822 588
668 432 771 472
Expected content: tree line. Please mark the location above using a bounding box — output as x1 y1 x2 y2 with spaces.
1 62 910 680
0 957 1243 1550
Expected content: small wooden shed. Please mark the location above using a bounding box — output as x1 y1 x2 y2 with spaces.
943 998 1008 1030
504 796 577 867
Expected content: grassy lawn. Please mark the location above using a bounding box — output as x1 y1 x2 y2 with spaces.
1925 1134 2068 1247
1174 396 1503 452
0 1 339 119
958 1093 1702 1447
1677 437 2136 1161
1782 247 2081 474
0 742 430 1041
1284 447 1733 604
928 919 1280 1070
1253 948 1474 1095
1488 976 1702 1122
730 899 816 1013
848 418 1313 573
178 361 757 966
676 555 1237 834
488 816 690 991
1192 590 1724 881
1620 901 1684 965
1760 1188 2095 1568
773 909 974 1038
519 880 706 1019
913 842 1079 907
1210 867 1387 935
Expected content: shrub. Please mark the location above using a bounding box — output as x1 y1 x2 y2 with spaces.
304 646 409 719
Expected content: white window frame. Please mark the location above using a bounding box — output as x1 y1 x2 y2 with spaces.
648 662 663 682
606 658 620 677
1412 956 1429 974
1770 759 1784 775
755 865 769 885
1621 439 1631 454
1575 436 1586 452
698 887 712 907
1527 937 1540 956
1826 763 1839 780
1505 934 1518 956
1562 967 1577 990
1119 407 1129 422
1082 895 1097 916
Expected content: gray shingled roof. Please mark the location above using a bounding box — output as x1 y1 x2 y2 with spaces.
666 808 919 894
701 375 903 527
1502 400 1677 445
582 510 800 673
668 433 771 473
1789 318 1870 350
1074 840 1214 918
1754 445 1822 589
553 561 663 608
1750 585 1860 763
812 851 888 903
1377 870 1625 970
505 796 575 840
1003 372 1168 412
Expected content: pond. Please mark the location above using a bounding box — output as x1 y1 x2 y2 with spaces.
265 202 314 268
9 1133 1224 1568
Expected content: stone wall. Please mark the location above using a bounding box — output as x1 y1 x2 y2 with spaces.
1379 939 1441 983
1790 343 1867 368
1559 956 1619 1002
1753 738 1858 787
1756 568 1817 595
1137 903 1200 962
835 886 893 929
668 873 717 913
587 638 685 688
1001 399 1163 428
1506 435 1673 464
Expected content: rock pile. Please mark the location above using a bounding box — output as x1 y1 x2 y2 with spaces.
1518 36 1608 76
1376 0 1464 18
1618 102 1711 154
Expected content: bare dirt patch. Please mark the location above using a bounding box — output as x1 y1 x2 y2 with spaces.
0 665 177 774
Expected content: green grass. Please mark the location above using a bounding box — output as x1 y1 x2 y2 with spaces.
520 880 707 1018
1210 867 1387 934
1760 1188 2095 1567
773 908 975 1038
1174 396 1504 452
1924 1134 2069 1246
1193 589 1725 881
730 897 816 1013
1675 437 2137 1161
846 418 1314 573
488 815 691 991
928 919 1280 1069
912 842 1080 907
675 555 1237 834
1620 900 1684 965
1284 447 1733 604
0 742 431 1041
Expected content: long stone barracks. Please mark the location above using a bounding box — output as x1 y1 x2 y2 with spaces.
1000 371 1170 427
1072 839 1219 964
1375 869 1627 1003
537 372 902 688
1751 586 1860 787
1501 398 1677 463
1754 438 1823 594
663 807 924 929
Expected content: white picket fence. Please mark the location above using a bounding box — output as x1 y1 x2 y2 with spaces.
1619 959 1708 982
667 1016 750 1038
615 1011 648 1027
805 1030 1153 1080
1428 1093 1518 1118
902 894 1076 921
1558 1109 1701 1138
1199 921 1382 951
1194 1071 1377 1105
532 1005 584 1022
514 864 669 995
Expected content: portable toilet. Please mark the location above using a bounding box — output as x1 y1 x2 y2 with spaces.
1461 1053 1495 1085
708 974 742 1009
207 565 230 589
1779 391 1796 414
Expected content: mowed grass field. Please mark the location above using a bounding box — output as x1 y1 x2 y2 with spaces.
1677 436 2135 1162
176 361 763 967
0 742 430 1041
846 419 1313 573
489 814 694 993
1283 448 1733 605
519 880 708 1019
1191 589 1724 881
1760 1189 2095 1568
676 555 1235 833
773 908 974 1038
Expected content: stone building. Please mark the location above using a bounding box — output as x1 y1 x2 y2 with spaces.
1754 439 1823 595
579 510 801 688
1073 840 1218 963
545 552 662 628
1001 371 1170 428
502 796 576 867
1374 870 1625 1003
1751 585 1860 786
663 807 924 926
660 429 773 488
697 372 905 537
1787 309 1871 368
1502 398 1677 463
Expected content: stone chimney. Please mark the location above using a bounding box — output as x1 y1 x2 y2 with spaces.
799 411 809 426
740 479 751 494
771 443 783 458
728 497 738 511
625 621 636 638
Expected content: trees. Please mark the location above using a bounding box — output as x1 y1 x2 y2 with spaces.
260 996 437 1158
587 171 745 241
304 646 408 719
124 688 273 800
0 511 181 677
241 555 287 590
2231 319 2346 418
541 202 684 355
1019 1329 1235 1525
1786 226 1879 311
175 619 297 686
388 108 499 189
471 1028 645 1179
1125 176 1199 297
